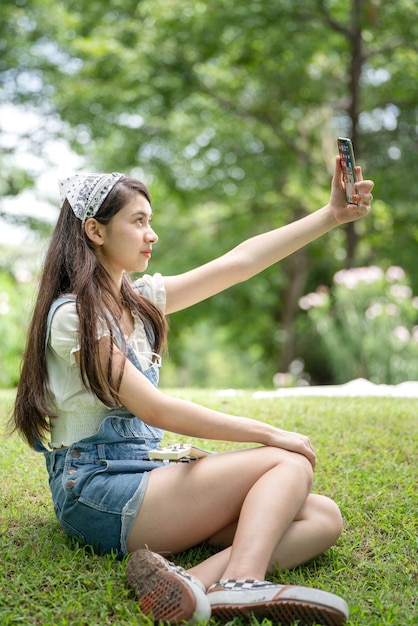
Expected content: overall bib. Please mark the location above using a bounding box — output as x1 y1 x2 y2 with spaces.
42 295 166 557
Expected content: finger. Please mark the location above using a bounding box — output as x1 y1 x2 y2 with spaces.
352 188 373 202
349 191 373 214
360 191 373 204
303 439 316 469
355 179 374 193
352 185 374 208
355 165 363 182
334 156 343 187
359 194 373 213
306 448 316 470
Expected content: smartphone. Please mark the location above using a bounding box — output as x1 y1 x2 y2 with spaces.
337 137 358 204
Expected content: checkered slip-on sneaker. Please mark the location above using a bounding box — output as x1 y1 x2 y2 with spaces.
207 578 349 625
126 549 211 624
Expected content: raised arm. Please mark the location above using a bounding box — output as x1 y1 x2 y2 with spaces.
164 157 373 314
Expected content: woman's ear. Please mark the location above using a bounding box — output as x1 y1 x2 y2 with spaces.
84 218 104 246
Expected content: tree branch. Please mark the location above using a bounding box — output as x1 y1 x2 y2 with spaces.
315 0 352 39
196 82 303 157
364 39 418 60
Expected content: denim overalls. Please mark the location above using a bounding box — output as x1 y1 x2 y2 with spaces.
43 295 166 557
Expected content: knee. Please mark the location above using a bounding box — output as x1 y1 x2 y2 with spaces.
255 445 314 492
317 495 344 545
286 452 314 493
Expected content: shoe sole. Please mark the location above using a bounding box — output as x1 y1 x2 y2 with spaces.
211 600 347 625
126 551 196 623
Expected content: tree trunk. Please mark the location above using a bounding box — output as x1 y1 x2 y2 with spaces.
278 248 309 372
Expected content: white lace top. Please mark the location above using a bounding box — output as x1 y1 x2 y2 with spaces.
46 273 166 448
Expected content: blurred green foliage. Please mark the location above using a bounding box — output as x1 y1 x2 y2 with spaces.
1 0 418 387
298 265 418 384
0 251 37 387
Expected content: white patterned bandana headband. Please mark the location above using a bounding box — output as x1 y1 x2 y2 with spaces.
58 172 125 225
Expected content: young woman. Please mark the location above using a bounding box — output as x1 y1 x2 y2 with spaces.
12 159 373 625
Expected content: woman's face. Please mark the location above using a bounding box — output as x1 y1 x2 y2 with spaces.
94 193 158 281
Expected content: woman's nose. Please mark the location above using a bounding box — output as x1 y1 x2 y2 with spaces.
147 227 158 243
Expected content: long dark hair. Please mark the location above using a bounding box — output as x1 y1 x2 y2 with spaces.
12 177 168 448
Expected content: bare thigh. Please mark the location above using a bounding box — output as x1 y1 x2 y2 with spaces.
125 445 312 554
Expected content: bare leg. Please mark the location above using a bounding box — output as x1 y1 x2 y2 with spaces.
126 446 339 587
189 493 343 588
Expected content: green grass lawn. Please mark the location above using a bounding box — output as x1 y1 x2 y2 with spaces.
1 388 417 625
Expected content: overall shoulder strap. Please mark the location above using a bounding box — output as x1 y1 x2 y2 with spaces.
45 294 153 370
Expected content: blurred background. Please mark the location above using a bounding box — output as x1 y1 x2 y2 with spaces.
1 0 418 389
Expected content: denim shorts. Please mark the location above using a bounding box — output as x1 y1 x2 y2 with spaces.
44 297 166 557
45 415 166 558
